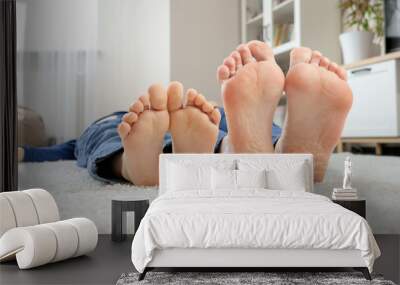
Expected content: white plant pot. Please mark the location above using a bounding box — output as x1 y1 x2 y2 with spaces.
339 31 374 64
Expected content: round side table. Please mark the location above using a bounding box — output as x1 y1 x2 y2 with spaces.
111 197 149 242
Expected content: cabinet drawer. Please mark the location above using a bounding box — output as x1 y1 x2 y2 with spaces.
343 60 399 137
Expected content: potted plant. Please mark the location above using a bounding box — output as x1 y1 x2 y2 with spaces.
339 0 384 64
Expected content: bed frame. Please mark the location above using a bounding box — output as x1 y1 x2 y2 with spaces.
140 248 371 280
139 154 371 281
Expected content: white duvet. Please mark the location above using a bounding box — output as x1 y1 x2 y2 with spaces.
131 190 380 273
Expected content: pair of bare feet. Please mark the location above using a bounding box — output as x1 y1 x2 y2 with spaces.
117 41 352 186
217 41 352 181
115 83 221 186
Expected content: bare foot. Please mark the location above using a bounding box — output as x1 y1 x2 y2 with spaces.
217 41 284 153
167 82 221 153
117 84 169 186
275 48 353 182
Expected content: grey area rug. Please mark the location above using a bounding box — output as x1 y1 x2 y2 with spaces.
116 272 396 285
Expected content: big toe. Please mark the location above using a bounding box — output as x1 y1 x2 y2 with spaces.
289 47 313 67
148 84 167 111
167 81 184 111
247 40 274 62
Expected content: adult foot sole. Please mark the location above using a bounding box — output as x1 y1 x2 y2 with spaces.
275 48 353 182
217 40 284 153
168 82 221 153
117 84 169 186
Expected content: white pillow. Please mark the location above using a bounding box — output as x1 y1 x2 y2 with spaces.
167 163 212 192
236 169 268 189
238 159 308 191
267 162 307 191
211 168 237 190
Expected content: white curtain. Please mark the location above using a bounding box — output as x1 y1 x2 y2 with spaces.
16 0 170 144
17 51 98 143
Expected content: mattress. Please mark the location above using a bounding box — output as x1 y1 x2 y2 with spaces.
131 190 380 273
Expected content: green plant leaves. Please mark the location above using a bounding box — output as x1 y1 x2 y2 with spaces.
339 0 383 39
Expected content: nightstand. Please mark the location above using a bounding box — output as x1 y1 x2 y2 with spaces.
332 199 366 219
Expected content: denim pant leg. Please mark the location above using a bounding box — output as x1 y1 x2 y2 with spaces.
74 112 128 183
23 140 77 162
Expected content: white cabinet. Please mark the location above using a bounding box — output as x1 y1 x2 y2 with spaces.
342 59 400 137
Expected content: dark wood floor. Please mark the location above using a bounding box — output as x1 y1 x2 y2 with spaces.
0 235 399 285
0 235 133 285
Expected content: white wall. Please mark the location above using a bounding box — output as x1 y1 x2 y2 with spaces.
170 0 241 104
94 0 170 117
21 0 98 51
17 0 170 142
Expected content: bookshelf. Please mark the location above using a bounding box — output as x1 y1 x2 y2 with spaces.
241 0 342 72
247 13 263 25
242 0 265 42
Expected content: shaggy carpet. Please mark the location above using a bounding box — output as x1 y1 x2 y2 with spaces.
116 271 396 285
18 160 158 234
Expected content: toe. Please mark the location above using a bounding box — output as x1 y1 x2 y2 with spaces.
185 88 198 106
290 47 313 67
122 112 138 125
223 57 236 75
117 122 131 140
336 66 348 81
129 100 144 114
201 102 214 114
310 50 322 66
319 56 330 68
327 62 347 80
148 83 167 111
167 81 184 111
217 65 230 83
210 108 221 125
231 51 242 70
248 40 274 62
139 94 150 110
328 62 339 75
237 44 254 64
194 94 206 107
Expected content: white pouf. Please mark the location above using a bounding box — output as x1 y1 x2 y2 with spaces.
0 189 97 269
0 218 97 269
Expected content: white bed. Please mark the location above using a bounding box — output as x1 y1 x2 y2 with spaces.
130 154 380 280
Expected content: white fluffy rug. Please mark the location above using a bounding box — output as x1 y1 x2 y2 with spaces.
18 160 158 234
18 153 400 234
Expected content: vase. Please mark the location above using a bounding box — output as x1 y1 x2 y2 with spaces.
339 31 375 64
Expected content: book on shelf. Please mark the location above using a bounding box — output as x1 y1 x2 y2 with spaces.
273 23 294 47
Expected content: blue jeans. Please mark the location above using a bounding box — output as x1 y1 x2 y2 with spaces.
23 108 282 183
